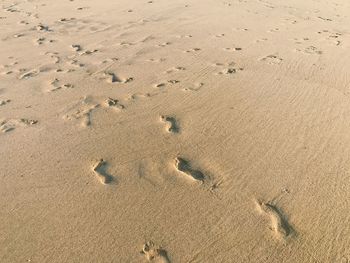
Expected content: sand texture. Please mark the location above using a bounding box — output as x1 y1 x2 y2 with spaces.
1 0 350 262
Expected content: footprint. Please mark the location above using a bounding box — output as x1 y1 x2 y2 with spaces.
184 47 201 53
127 93 152 101
260 54 283 65
35 24 50 32
100 57 119 65
215 33 225 38
235 27 248 32
79 49 98 56
45 52 61 64
35 37 45 45
62 97 99 127
154 83 166 88
223 47 242 52
164 66 186 74
77 6 90 11
268 28 279 33
296 46 322 55
304 46 322 54
183 82 203 92
147 58 166 63
123 77 134 83
157 42 171 47
1 121 15 133
58 18 76 23
100 71 133 84
214 61 243 75
92 159 113 184
0 118 38 133
256 38 268 43
105 97 124 111
0 99 11 106
47 78 74 92
317 16 332 21
68 59 84 68
1 70 13 75
102 71 122 83
176 34 192 38
255 200 293 239
216 67 243 75
119 41 135 46
141 242 170 263
174 157 204 182
13 33 24 38
167 80 180 84
70 106 96 127
19 69 39 80
71 44 82 51
160 115 178 133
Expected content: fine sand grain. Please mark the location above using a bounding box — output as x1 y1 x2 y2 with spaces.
1 0 350 262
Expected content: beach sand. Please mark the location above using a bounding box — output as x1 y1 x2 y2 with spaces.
1 0 350 262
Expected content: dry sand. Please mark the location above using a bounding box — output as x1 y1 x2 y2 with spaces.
1 0 350 262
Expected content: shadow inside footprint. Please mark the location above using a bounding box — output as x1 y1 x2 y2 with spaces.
256 200 295 239
175 157 204 181
160 115 179 133
93 159 113 184
141 242 170 263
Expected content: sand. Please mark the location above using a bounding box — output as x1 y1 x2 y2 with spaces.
1 0 350 262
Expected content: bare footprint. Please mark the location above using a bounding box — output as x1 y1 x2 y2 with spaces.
105 97 124 111
147 58 166 63
92 159 113 184
215 33 225 38
102 71 122 83
127 93 153 102
216 67 243 75
214 61 243 75
164 66 185 74
223 47 242 52
67 105 97 126
296 46 322 55
100 71 133 84
0 118 38 133
34 37 45 45
174 157 204 181
166 79 179 84
160 115 178 133
141 242 170 263
35 24 50 32
79 49 98 56
154 83 166 88
260 54 283 65
184 47 201 53
255 200 293 239
62 97 99 127
183 82 203 91
71 44 82 51
47 78 74 92
0 99 11 106
157 42 171 47
19 69 39 80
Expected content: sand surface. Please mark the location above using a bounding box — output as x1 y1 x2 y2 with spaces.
1 0 350 262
